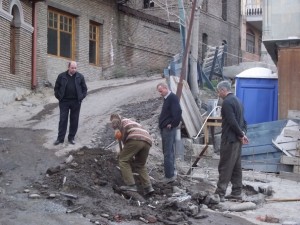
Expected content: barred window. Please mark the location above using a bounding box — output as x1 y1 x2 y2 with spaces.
47 9 75 59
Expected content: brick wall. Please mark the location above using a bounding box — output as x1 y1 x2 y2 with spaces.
0 0 241 90
129 0 241 66
112 12 181 77
0 0 33 90
37 0 119 85
0 17 11 88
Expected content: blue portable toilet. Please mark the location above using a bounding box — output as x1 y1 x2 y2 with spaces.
235 67 278 125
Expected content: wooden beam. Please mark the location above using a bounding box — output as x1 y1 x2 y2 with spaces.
284 129 300 139
278 171 300 182
280 155 300 165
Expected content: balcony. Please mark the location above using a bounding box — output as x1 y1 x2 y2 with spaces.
245 4 262 31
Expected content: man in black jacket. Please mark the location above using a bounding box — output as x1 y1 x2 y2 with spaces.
157 82 182 183
215 80 248 202
54 61 88 145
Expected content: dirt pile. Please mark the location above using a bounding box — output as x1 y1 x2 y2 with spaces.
28 97 215 225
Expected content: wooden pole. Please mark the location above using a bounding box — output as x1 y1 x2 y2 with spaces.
266 198 300 202
176 0 197 100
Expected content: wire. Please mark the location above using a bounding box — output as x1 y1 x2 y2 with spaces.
193 105 222 140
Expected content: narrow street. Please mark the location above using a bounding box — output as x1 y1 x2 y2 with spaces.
0 75 259 225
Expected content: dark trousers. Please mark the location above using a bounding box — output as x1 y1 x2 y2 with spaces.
215 140 242 197
57 100 81 141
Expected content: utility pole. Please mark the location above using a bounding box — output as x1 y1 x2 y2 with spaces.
189 0 202 99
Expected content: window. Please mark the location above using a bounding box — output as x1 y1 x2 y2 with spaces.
89 22 101 66
10 6 18 75
201 0 208 12
222 0 227 21
10 24 16 74
47 9 75 59
246 30 255 53
144 0 154 8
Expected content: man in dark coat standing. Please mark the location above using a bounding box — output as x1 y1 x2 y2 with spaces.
157 82 182 183
215 80 248 202
54 61 87 145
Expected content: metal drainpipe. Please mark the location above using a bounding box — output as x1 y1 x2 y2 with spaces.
31 1 37 89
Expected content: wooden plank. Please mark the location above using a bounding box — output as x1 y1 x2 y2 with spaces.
284 129 300 139
169 76 203 138
272 139 292 156
275 141 298 151
280 155 300 165
288 110 300 119
278 48 300 119
278 171 300 182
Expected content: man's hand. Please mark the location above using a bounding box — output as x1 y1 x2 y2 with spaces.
114 129 122 140
240 135 249 145
167 124 172 129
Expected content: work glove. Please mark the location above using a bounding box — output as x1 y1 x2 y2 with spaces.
114 129 122 140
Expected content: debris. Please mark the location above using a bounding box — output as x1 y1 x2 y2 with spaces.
100 213 109 218
46 165 62 175
65 155 74 164
145 215 157 223
48 193 56 199
23 189 30 193
60 192 78 199
28 194 41 199
62 176 67 187
222 211 232 218
256 215 280 223
66 206 83 213
282 221 299 225
229 202 256 212
147 204 156 209
194 214 209 219
139 217 149 223
258 185 273 196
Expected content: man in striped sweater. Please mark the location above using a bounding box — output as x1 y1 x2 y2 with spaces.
110 114 154 196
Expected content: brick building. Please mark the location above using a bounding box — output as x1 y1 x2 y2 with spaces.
0 0 240 90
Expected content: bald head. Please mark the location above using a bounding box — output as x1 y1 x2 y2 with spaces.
68 61 77 75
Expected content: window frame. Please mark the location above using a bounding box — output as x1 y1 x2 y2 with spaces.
201 0 208 12
89 21 101 66
47 8 76 59
246 30 255 54
222 0 227 21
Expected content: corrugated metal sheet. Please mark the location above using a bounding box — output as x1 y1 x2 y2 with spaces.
241 120 293 172
169 76 203 138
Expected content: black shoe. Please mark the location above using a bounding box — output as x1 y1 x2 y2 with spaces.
68 139 75 145
54 140 63 145
225 194 242 200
